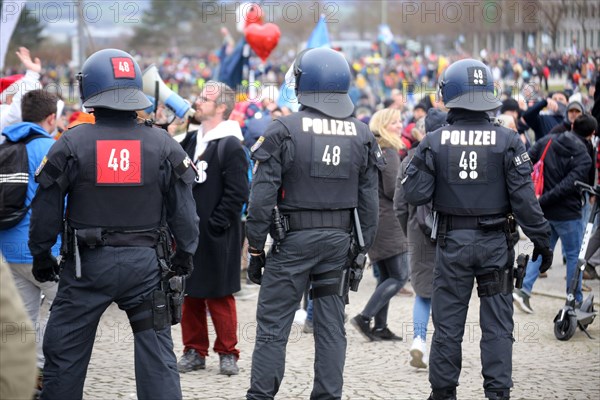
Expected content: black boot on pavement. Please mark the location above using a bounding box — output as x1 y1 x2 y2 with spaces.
427 387 457 400
350 314 380 341
485 389 510 400
371 326 402 341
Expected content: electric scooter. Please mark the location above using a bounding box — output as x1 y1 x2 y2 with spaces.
553 181 597 340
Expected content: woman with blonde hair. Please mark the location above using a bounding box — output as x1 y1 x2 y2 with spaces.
350 108 411 341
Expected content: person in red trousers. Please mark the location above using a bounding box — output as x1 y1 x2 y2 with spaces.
177 81 249 375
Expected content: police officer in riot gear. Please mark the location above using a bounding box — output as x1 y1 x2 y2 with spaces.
28 49 199 400
245 47 383 400
402 59 552 400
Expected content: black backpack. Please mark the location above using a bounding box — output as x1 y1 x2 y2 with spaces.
0 133 47 229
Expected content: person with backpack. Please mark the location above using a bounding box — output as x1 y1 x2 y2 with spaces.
0 89 61 392
177 81 249 376
513 114 596 314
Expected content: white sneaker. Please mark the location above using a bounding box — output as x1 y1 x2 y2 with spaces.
409 337 428 369
512 289 534 314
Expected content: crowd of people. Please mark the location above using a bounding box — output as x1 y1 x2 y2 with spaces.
2 46 600 125
1 41 599 400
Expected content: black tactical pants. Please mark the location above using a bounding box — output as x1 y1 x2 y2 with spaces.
247 229 351 400
429 229 514 399
40 247 181 400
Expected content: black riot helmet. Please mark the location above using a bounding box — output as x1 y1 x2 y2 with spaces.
77 48 151 111
438 58 501 112
292 47 354 119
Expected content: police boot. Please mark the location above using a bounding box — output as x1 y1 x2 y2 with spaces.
485 389 510 400
427 387 457 400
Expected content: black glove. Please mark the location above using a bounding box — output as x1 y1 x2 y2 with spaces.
248 251 265 285
171 251 194 278
533 244 554 274
32 253 60 283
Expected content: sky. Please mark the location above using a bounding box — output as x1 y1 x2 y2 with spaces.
21 0 150 41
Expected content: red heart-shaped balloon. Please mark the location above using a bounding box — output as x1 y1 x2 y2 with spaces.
244 23 281 62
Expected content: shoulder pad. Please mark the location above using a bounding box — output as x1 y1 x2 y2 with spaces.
513 151 531 167
251 120 289 162
505 128 524 147
35 155 62 188
35 138 70 189
166 139 196 184
66 123 90 133
370 140 386 171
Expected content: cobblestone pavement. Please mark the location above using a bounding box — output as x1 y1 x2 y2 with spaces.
71 239 599 399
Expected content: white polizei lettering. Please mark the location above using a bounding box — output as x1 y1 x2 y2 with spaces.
313 118 323 134
455 131 462 145
452 130 461 145
461 131 469 146
442 129 497 146
441 130 451 145
474 130 482 145
336 120 344 135
302 117 312 132
482 130 490 145
303 118 358 135
322 119 332 135
349 121 357 136
343 121 351 136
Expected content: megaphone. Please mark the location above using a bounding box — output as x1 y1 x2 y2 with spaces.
142 64 193 119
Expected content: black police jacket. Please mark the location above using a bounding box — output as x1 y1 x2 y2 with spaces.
246 107 384 251
403 109 551 248
29 111 199 256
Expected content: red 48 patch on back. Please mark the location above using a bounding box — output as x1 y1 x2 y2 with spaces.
96 140 142 185
111 57 136 79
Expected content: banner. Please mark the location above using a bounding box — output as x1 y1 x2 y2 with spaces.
306 15 330 49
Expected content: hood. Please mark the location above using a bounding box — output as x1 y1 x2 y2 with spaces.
425 108 448 132
549 131 587 157
194 120 243 159
564 100 585 121
202 120 243 143
2 122 51 142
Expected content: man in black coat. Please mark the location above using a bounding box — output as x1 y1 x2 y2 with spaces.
177 81 249 376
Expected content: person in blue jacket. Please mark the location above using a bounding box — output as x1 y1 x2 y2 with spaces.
0 89 61 390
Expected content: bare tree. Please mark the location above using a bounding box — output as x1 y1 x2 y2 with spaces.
573 0 592 50
538 0 568 51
